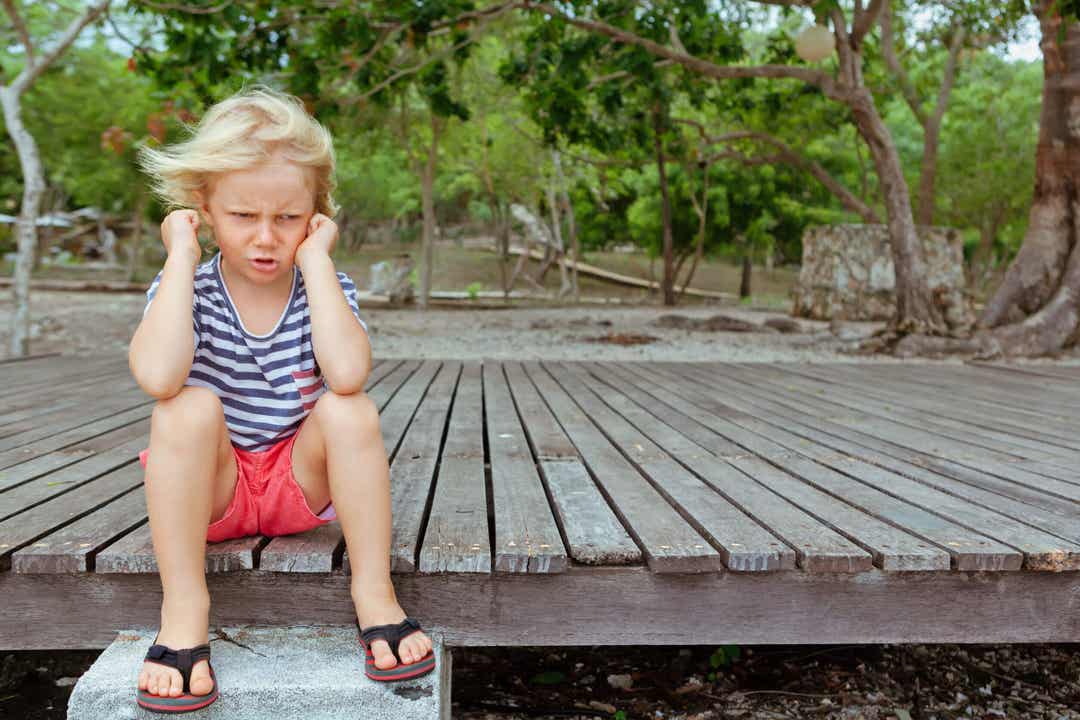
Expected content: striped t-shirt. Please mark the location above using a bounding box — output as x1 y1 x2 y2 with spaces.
143 251 369 454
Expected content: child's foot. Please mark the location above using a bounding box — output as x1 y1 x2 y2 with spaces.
137 600 215 698
353 585 433 671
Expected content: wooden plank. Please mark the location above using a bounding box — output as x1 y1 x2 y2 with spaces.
484 363 567 573
418 362 491 573
0 369 134 428
0 384 148 453
0 462 144 572
573 361 881 572
658 366 1080 558
96 520 265 574
0 418 148 493
717 363 1080 503
0 351 60 365
0 405 150 471
612 362 1022 572
10 487 147 573
913 364 1080 418
6 567 1080 650
678 365 1080 571
504 361 640 566
783 363 1080 455
348 361 459 574
0 357 124 402
0 433 147 520
521 361 721 574
551 361 801 572
592 363 948 572
686 364 1080 521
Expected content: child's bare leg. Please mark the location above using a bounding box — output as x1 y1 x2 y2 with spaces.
291 391 433 670
136 386 238 698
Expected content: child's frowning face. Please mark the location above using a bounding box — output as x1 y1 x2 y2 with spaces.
196 156 317 290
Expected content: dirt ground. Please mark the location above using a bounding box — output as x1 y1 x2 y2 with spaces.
3 641 1079 719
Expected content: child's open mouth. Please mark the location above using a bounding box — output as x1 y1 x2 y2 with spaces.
251 258 278 273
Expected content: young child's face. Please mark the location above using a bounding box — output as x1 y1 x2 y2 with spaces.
197 156 317 286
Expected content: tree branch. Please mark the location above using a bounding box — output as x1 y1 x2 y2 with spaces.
6 1 111 95
851 0 885 46
131 0 232 14
879 5 928 127
514 1 844 100
1 0 35 64
674 118 881 223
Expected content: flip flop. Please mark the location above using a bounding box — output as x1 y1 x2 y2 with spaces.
135 635 219 714
356 616 436 682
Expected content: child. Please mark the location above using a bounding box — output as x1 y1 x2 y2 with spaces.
129 86 434 714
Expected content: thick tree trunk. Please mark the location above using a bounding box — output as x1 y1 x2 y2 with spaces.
0 86 45 357
896 3 1080 358
652 106 675 306
418 113 441 310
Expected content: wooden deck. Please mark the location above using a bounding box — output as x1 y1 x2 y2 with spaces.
2 354 1079 649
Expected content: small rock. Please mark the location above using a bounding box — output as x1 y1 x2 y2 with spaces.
764 317 803 333
55 676 78 687
607 673 633 690
589 700 617 714
578 674 596 685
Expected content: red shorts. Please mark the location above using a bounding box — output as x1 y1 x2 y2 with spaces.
138 424 337 543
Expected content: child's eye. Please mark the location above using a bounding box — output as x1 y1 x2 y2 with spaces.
231 212 253 218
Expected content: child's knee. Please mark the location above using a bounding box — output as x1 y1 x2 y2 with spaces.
313 390 380 434
151 386 224 436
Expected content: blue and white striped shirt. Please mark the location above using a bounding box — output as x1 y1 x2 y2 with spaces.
143 251 369 452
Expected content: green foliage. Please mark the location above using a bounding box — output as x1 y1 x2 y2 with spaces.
710 644 741 668
529 670 566 685
465 280 483 298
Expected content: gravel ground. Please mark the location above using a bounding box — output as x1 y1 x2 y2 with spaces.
0 289 962 363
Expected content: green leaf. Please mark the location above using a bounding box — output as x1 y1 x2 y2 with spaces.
530 670 566 685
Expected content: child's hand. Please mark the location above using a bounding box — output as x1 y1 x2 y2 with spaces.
161 209 201 262
296 213 338 264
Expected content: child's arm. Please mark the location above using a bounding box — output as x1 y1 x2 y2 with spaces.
296 216 372 395
128 211 202 399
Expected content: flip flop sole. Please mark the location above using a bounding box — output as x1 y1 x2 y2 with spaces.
365 652 436 681
136 687 219 714
359 636 437 681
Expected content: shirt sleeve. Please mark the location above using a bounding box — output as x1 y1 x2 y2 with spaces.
143 268 200 350
336 271 370 336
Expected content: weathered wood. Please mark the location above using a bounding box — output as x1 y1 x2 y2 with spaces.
11 486 147 573
0 385 149 454
347 361 457 574
504 361 640 566
718 363 1080 503
594 363 949 572
573 362 879 573
419 363 491 573
522 361 720 574
95 519 266 574
551 361 798 572
676 365 1080 571
0 434 146 520
691 364 1080 520
0 405 150 471
0 419 148 493
484 363 567 573
4 567 1080 650
0 462 144 571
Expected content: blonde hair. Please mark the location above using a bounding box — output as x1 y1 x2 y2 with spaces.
137 84 339 218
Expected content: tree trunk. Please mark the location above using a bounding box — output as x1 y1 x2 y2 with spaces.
652 105 675 306
418 113 442 310
848 87 955 335
739 254 752 299
896 3 1080 358
553 150 579 300
0 86 46 357
128 187 147 282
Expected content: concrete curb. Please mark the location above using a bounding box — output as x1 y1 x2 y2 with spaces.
68 625 450 719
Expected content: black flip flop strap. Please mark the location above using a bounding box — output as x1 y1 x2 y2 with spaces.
146 643 212 694
361 618 421 664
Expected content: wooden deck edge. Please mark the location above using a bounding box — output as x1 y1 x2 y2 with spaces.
4 565 1079 650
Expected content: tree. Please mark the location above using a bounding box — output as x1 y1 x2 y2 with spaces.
506 0 973 335
897 2 1080 357
1 0 111 356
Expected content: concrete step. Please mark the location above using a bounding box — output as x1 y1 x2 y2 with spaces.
68 625 450 719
